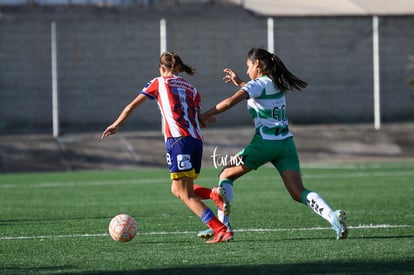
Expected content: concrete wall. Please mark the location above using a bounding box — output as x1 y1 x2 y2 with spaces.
0 4 413 134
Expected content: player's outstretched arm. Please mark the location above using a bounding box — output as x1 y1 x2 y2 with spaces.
199 90 248 123
101 94 148 139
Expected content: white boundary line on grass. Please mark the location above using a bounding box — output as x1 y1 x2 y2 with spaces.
0 224 410 241
1 170 414 189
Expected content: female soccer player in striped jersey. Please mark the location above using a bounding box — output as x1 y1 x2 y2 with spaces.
102 51 232 243
198 48 348 240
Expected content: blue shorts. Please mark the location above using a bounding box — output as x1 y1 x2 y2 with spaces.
165 136 203 180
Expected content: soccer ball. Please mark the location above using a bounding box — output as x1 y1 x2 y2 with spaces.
108 214 137 242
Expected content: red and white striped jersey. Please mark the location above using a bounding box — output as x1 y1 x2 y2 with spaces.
141 75 203 141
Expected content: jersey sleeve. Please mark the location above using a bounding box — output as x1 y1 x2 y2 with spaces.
241 79 264 98
140 78 159 99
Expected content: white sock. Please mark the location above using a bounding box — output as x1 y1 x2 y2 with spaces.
305 191 335 224
218 179 233 226
217 210 230 226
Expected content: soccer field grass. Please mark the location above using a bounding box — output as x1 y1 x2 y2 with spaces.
0 162 413 274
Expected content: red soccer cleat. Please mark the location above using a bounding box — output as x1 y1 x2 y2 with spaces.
206 230 234 244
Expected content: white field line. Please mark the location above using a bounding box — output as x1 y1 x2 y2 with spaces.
1 170 414 189
0 178 163 189
0 224 410 241
301 163 414 170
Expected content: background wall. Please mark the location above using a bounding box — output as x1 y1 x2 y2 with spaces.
0 4 413 134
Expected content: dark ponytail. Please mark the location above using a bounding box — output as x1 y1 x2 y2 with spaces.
159 51 196 75
247 48 307 91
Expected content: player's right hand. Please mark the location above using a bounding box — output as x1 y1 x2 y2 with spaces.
101 125 119 139
223 68 244 87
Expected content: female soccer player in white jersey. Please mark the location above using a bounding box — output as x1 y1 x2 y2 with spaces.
198 48 348 240
101 51 233 243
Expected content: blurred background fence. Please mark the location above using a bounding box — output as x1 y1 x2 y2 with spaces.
1 0 413 135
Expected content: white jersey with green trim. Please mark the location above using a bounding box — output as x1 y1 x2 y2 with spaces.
241 76 293 140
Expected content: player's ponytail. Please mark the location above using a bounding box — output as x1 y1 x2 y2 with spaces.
247 48 307 92
160 51 196 76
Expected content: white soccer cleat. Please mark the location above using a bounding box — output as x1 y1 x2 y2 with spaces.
210 186 231 216
332 210 348 240
197 228 215 239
